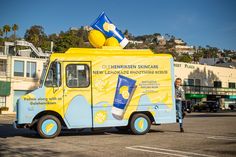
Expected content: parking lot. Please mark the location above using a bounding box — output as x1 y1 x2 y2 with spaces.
0 112 236 157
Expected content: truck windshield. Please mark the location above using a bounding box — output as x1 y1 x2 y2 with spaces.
44 62 61 87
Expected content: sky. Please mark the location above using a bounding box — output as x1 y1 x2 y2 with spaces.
1 0 236 50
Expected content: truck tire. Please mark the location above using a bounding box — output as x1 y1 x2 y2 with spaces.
37 115 61 139
129 113 151 135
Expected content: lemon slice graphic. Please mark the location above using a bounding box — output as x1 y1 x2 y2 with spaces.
122 91 130 99
95 111 107 124
103 22 116 32
119 86 130 99
138 119 144 130
45 123 54 133
103 22 110 32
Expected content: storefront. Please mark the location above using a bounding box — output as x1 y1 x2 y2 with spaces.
185 93 207 105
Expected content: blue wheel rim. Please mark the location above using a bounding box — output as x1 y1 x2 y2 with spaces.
41 119 58 136
134 117 148 133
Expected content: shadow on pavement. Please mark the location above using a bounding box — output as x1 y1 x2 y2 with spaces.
0 139 91 157
0 123 38 138
0 143 62 157
186 113 236 118
0 123 151 139
205 149 236 156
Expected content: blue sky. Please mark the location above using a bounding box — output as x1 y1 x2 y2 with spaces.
1 0 236 50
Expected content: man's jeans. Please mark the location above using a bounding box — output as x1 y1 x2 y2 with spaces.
176 100 183 128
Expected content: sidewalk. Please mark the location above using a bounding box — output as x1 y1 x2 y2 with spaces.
0 114 16 123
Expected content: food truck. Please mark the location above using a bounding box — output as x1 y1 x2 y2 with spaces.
14 47 176 138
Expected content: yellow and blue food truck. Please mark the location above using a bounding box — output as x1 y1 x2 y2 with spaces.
14 47 176 138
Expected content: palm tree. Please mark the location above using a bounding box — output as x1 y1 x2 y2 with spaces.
3 25 11 38
0 28 3 37
12 24 19 40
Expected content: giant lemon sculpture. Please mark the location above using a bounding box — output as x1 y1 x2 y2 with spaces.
104 37 120 46
88 30 106 48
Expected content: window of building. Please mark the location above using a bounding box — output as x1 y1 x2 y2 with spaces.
66 64 90 88
195 79 201 86
45 62 61 87
184 79 194 86
229 82 236 88
26 61 36 78
0 59 7 72
214 81 222 88
14 60 24 77
0 96 6 108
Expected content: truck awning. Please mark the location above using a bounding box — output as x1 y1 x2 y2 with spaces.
0 81 11 96
226 95 236 99
185 94 207 99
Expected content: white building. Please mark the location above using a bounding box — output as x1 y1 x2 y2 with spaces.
174 39 195 55
129 40 144 44
0 41 47 114
175 45 195 55
174 62 236 109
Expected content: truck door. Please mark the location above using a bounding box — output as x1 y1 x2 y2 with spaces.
63 62 92 128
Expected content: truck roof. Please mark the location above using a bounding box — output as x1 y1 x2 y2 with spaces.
65 47 154 55
50 47 173 61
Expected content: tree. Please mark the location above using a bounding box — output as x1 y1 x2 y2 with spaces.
77 27 88 42
193 51 204 62
12 24 19 40
0 28 3 37
198 45 218 58
48 33 59 42
178 54 192 63
153 33 161 36
54 30 82 52
124 29 129 36
24 25 47 47
3 25 11 38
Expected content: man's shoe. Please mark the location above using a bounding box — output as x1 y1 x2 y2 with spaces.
180 128 184 132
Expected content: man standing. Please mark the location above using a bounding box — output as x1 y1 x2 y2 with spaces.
175 78 185 132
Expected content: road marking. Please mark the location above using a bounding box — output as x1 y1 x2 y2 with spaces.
126 146 188 157
208 136 236 141
126 146 215 157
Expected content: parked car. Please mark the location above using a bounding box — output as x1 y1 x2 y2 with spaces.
193 101 220 112
228 103 236 110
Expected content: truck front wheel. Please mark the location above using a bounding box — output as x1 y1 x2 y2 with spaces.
130 113 151 135
37 115 61 138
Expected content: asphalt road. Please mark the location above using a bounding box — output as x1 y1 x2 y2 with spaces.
0 112 236 157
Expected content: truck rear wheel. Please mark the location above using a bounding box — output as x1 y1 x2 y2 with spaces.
37 115 61 139
130 113 151 135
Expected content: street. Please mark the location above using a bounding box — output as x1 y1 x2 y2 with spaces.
0 112 236 157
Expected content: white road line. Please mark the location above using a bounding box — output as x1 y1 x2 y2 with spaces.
126 146 189 157
136 146 215 157
126 146 215 157
208 136 236 141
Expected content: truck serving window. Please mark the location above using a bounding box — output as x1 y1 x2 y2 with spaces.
66 64 90 88
45 62 61 87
